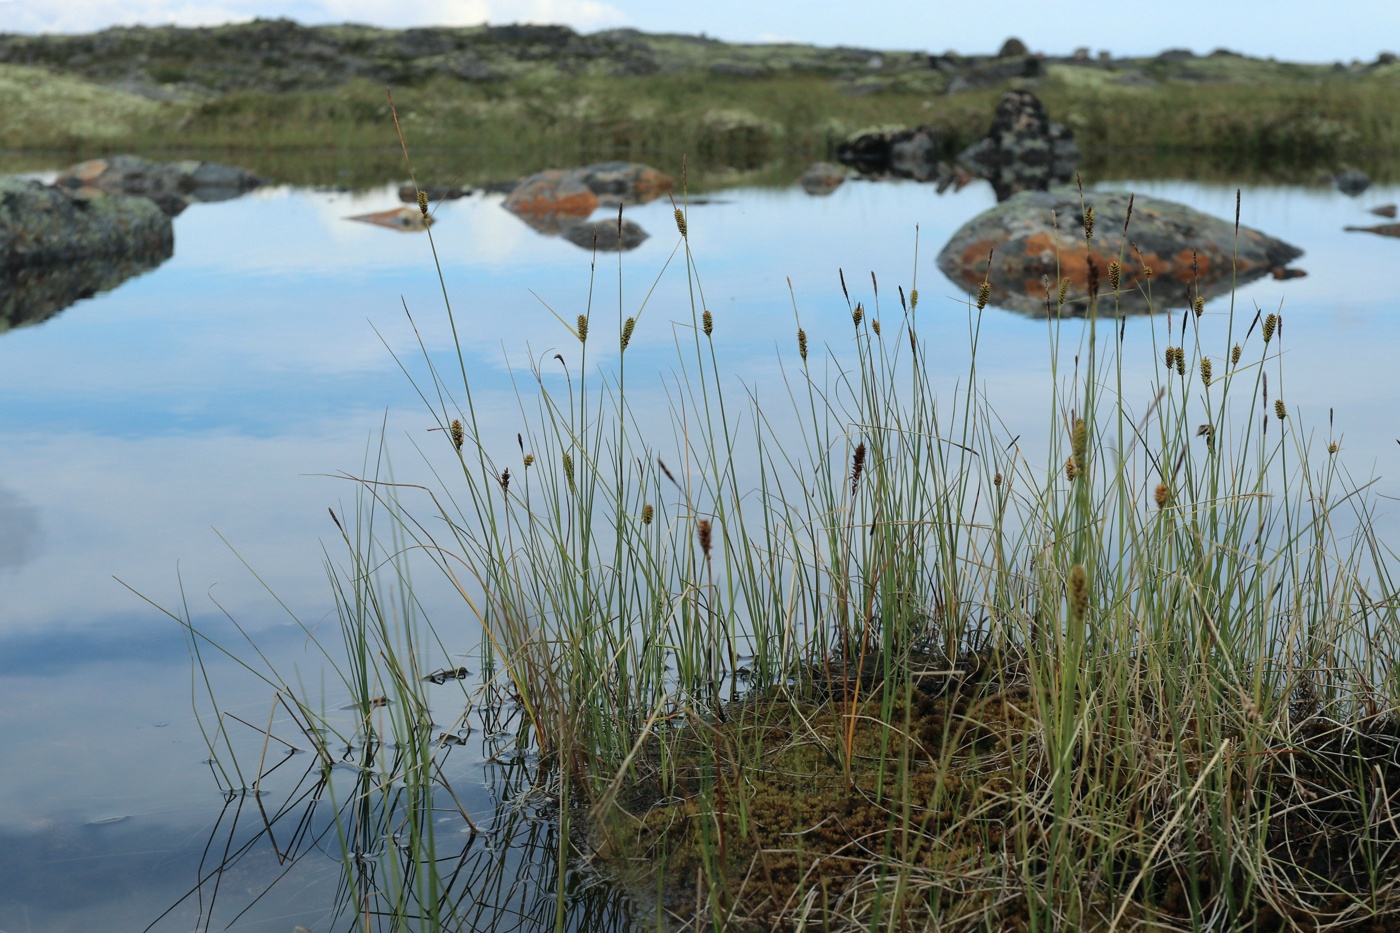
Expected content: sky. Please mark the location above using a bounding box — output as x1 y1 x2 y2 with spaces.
0 0 1396 64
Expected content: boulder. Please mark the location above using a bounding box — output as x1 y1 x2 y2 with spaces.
997 38 1029 57
936 189 1303 317
398 184 471 204
798 162 846 195
503 169 600 221
835 125 946 181
53 155 264 215
1333 169 1372 196
0 175 173 327
560 218 649 252
574 161 673 206
502 162 673 234
955 89 1078 201
0 175 172 270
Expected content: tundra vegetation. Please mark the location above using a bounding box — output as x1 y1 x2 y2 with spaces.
2 20 1399 188
175 158 1400 929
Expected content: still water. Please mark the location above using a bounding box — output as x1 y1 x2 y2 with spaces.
2 163 1399 930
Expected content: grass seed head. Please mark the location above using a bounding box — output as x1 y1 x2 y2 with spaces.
853 302 864 327
1328 441 1339 454
1175 348 1186 376
577 314 589 343
1263 313 1277 343
993 471 1003 487
872 319 881 336
1155 482 1170 508
641 503 654 524
909 288 918 310
1165 346 1176 370
1057 276 1071 306
674 208 687 238
1082 205 1095 241
851 442 866 494
1107 260 1121 291
1071 418 1087 476
977 281 991 311
523 452 535 468
1194 296 1205 317
450 419 464 451
1200 357 1213 387
416 189 428 216
499 468 510 493
1232 343 1242 365
697 519 712 558
702 310 713 336
1064 455 1078 481
562 451 575 491
621 316 636 351
1068 563 1089 621
797 327 808 361
1275 398 1287 420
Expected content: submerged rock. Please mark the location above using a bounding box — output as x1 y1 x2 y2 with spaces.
936 189 1303 317
53 154 264 215
560 218 649 252
798 162 846 195
347 206 433 232
955 89 1078 201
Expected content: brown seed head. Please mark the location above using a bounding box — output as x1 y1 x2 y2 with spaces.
1175 349 1185 377
450 419 464 451
1231 344 1242 365
994 471 1003 487
1107 260 1121 291
1328 442 1338 455
1087 257 1099 299
1263 313 1277 343
853 302 864 327
909 288 918 310
1058 277 1071 306
1068 563 1089 622
1165 346 1176 370
641 503 654 524
577 314 589 343
1071 418 1087 477
674 208 687 238
621 316 636 351
977 281 991 311
1275 399 1287 420
871 319 881 336
1082 206 1095 241
523 453 535 468
1064 456 1078 482
416 189 428 216
797 328 808 361
1154 482 1169 509
850 442 866 494
499 468 510 493
1200 357 1213 387
702 310 713 336
697 519 712 558
1193 296 1205 318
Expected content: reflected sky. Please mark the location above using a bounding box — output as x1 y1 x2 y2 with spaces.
2 169 1400 928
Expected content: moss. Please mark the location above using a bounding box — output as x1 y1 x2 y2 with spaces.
0 64 168 145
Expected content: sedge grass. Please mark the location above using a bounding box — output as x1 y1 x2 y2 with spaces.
172 147 1400 930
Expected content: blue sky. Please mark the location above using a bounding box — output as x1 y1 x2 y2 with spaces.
1 0 1396 63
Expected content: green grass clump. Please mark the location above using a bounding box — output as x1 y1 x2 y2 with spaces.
177 157 1400 930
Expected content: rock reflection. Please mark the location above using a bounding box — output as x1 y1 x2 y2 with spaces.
502 162 669 251
936 189 1304 317
1 248 172 332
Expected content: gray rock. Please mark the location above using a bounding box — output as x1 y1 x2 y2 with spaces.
53 155 264 215
0 175 172 270
936 188 1302 317
955 89 1078 201
997 38 1028 57
561 218 649 252
1334 169 1372 196
799 162 846 195
835 125 946 181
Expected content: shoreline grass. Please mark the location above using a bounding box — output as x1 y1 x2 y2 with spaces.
174 154 1400 931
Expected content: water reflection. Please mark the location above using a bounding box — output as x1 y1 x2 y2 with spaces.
0 249 173 332
0 484 41 571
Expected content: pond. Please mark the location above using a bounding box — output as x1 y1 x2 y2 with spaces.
2 157 1399 930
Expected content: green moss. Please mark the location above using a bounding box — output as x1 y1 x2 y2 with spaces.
0 64 168 145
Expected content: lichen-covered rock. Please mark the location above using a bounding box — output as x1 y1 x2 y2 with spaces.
560 218 649 252
955 89 1077 201
0 175 172 270
574 161 673 206
53 155 263 215
503 169 600 220
936 189 1303 317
